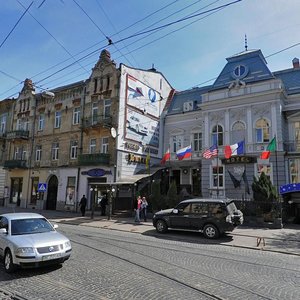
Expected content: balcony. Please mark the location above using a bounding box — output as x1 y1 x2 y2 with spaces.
82 115 112 129
4 159 28 169
78 153 110 166
6 130 29 140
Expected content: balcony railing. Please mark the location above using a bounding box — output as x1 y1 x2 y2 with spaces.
6 130 29 140
4 159 28 169
78 153 110 166
82 115 112 129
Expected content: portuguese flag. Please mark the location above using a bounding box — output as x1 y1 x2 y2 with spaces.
260 137 276 159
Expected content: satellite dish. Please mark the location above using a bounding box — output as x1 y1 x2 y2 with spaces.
111 127 117 138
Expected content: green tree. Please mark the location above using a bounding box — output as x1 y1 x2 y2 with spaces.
167 180 179 208
252 172 278 202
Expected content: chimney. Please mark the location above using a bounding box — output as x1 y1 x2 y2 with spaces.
292 57 299 68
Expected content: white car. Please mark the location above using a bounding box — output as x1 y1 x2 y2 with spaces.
127 115 148 135
0 213 72 273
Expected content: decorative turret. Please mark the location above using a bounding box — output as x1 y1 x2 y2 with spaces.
21 78 35 94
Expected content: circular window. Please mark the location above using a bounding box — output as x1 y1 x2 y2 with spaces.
232 65 248 79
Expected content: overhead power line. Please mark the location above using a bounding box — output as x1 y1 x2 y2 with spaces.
0 1 33 50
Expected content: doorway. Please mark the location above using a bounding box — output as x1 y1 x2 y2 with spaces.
46 175 58 210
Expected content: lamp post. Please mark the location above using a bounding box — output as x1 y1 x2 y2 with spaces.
107 186 115 220
90 185 97 219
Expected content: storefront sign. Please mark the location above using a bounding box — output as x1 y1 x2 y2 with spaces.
124 142 140 152
222 156 256 164
126 153 147 164
81 169 112 177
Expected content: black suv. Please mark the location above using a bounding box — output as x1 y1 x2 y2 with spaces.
152 198 243 239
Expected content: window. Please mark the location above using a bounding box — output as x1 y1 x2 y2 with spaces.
30 177 39 205
38 114 44 131
92 102 98 125
101 137 109 153
191 203 208 214
35 145 42 161
171 135 183 152
54 111 61 128
104 99 111 118
295 122 300 151
106 75 110 90
94 78 98 93
66 177 76 205
24 119 29 131
256 163 272 180
16 119 22 130
255 118 270 143
73 107 80 125
90 139 96 154
289 159 300 183
212 166 224 188
52 142 59 160
14 147 20 160
193 132 202 152
231 121 245 144
70 141 78 159
22 149 27 160
212 125 223 146
0 115 6 133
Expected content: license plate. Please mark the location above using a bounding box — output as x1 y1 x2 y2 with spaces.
42 253 62 261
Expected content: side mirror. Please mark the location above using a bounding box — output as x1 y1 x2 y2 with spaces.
53 224 58 229
0 228 7 234
172 209 178 214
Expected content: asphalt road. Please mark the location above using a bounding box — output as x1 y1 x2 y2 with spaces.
0 223 299 300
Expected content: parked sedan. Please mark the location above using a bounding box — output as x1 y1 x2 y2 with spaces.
152 198 243 239
0 213 72 273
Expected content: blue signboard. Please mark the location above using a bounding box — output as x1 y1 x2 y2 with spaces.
38 183 47 192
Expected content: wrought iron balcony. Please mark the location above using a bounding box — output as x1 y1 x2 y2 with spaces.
82 114 112 129
78 153 110 166
4 159 28 169
6 130 29 140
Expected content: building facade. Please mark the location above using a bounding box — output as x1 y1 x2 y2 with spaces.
164 49 300 221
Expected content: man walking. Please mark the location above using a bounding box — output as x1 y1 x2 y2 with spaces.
79 195 87 216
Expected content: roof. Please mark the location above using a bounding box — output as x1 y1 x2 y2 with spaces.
180 198 233 204
211 49 274 90
273 67 300 95
0 212 44 220
167 86 211 115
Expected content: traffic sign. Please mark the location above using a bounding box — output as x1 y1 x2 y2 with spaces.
38 183 47 192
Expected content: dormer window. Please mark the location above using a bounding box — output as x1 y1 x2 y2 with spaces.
232 65 248 79
183 101 193 112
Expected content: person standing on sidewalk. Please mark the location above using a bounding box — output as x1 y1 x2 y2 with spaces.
141 196 148 222
101 193 108 216
79 195 87 216
134 196 142 222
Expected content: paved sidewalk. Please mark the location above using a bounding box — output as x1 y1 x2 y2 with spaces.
1 206 299 256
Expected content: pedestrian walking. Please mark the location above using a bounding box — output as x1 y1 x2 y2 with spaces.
141 196 148 222
101 193 108 216
134 196 142 222
79 195 87 216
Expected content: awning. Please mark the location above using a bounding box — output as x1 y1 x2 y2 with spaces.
114 167 166 185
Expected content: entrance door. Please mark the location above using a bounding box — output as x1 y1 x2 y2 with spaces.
46 175 58 210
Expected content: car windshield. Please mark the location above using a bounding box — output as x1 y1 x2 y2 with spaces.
226 201 238 214
11 218 54 235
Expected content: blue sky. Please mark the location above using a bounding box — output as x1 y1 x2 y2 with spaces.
1 0 300 99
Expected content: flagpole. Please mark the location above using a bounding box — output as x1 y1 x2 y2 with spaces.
216 145 219 197
243 138 246 200
168 148 171 187
275 135 279 194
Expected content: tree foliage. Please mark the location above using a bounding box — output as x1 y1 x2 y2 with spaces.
167 180 179 208
252 172 279 202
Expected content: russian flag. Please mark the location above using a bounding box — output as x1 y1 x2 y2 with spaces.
176 145 192 160
160 149 171 165
224 141 245 159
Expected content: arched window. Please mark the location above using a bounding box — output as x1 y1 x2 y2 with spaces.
231 121 246 143
255 118 270 143
212 125 223 146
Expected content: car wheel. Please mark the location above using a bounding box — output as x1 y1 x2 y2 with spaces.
156 220 167 233
4 249 16 273
203 224 219 239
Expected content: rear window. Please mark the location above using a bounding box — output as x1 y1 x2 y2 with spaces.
226 202 238 214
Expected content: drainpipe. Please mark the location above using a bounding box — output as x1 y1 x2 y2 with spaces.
75 84 86 212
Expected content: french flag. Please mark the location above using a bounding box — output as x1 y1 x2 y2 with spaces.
224 140 245 159
176 145 192 161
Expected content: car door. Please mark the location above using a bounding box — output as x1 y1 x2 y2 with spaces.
0 217 8 257
189 203 209 230
169 203 191 229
